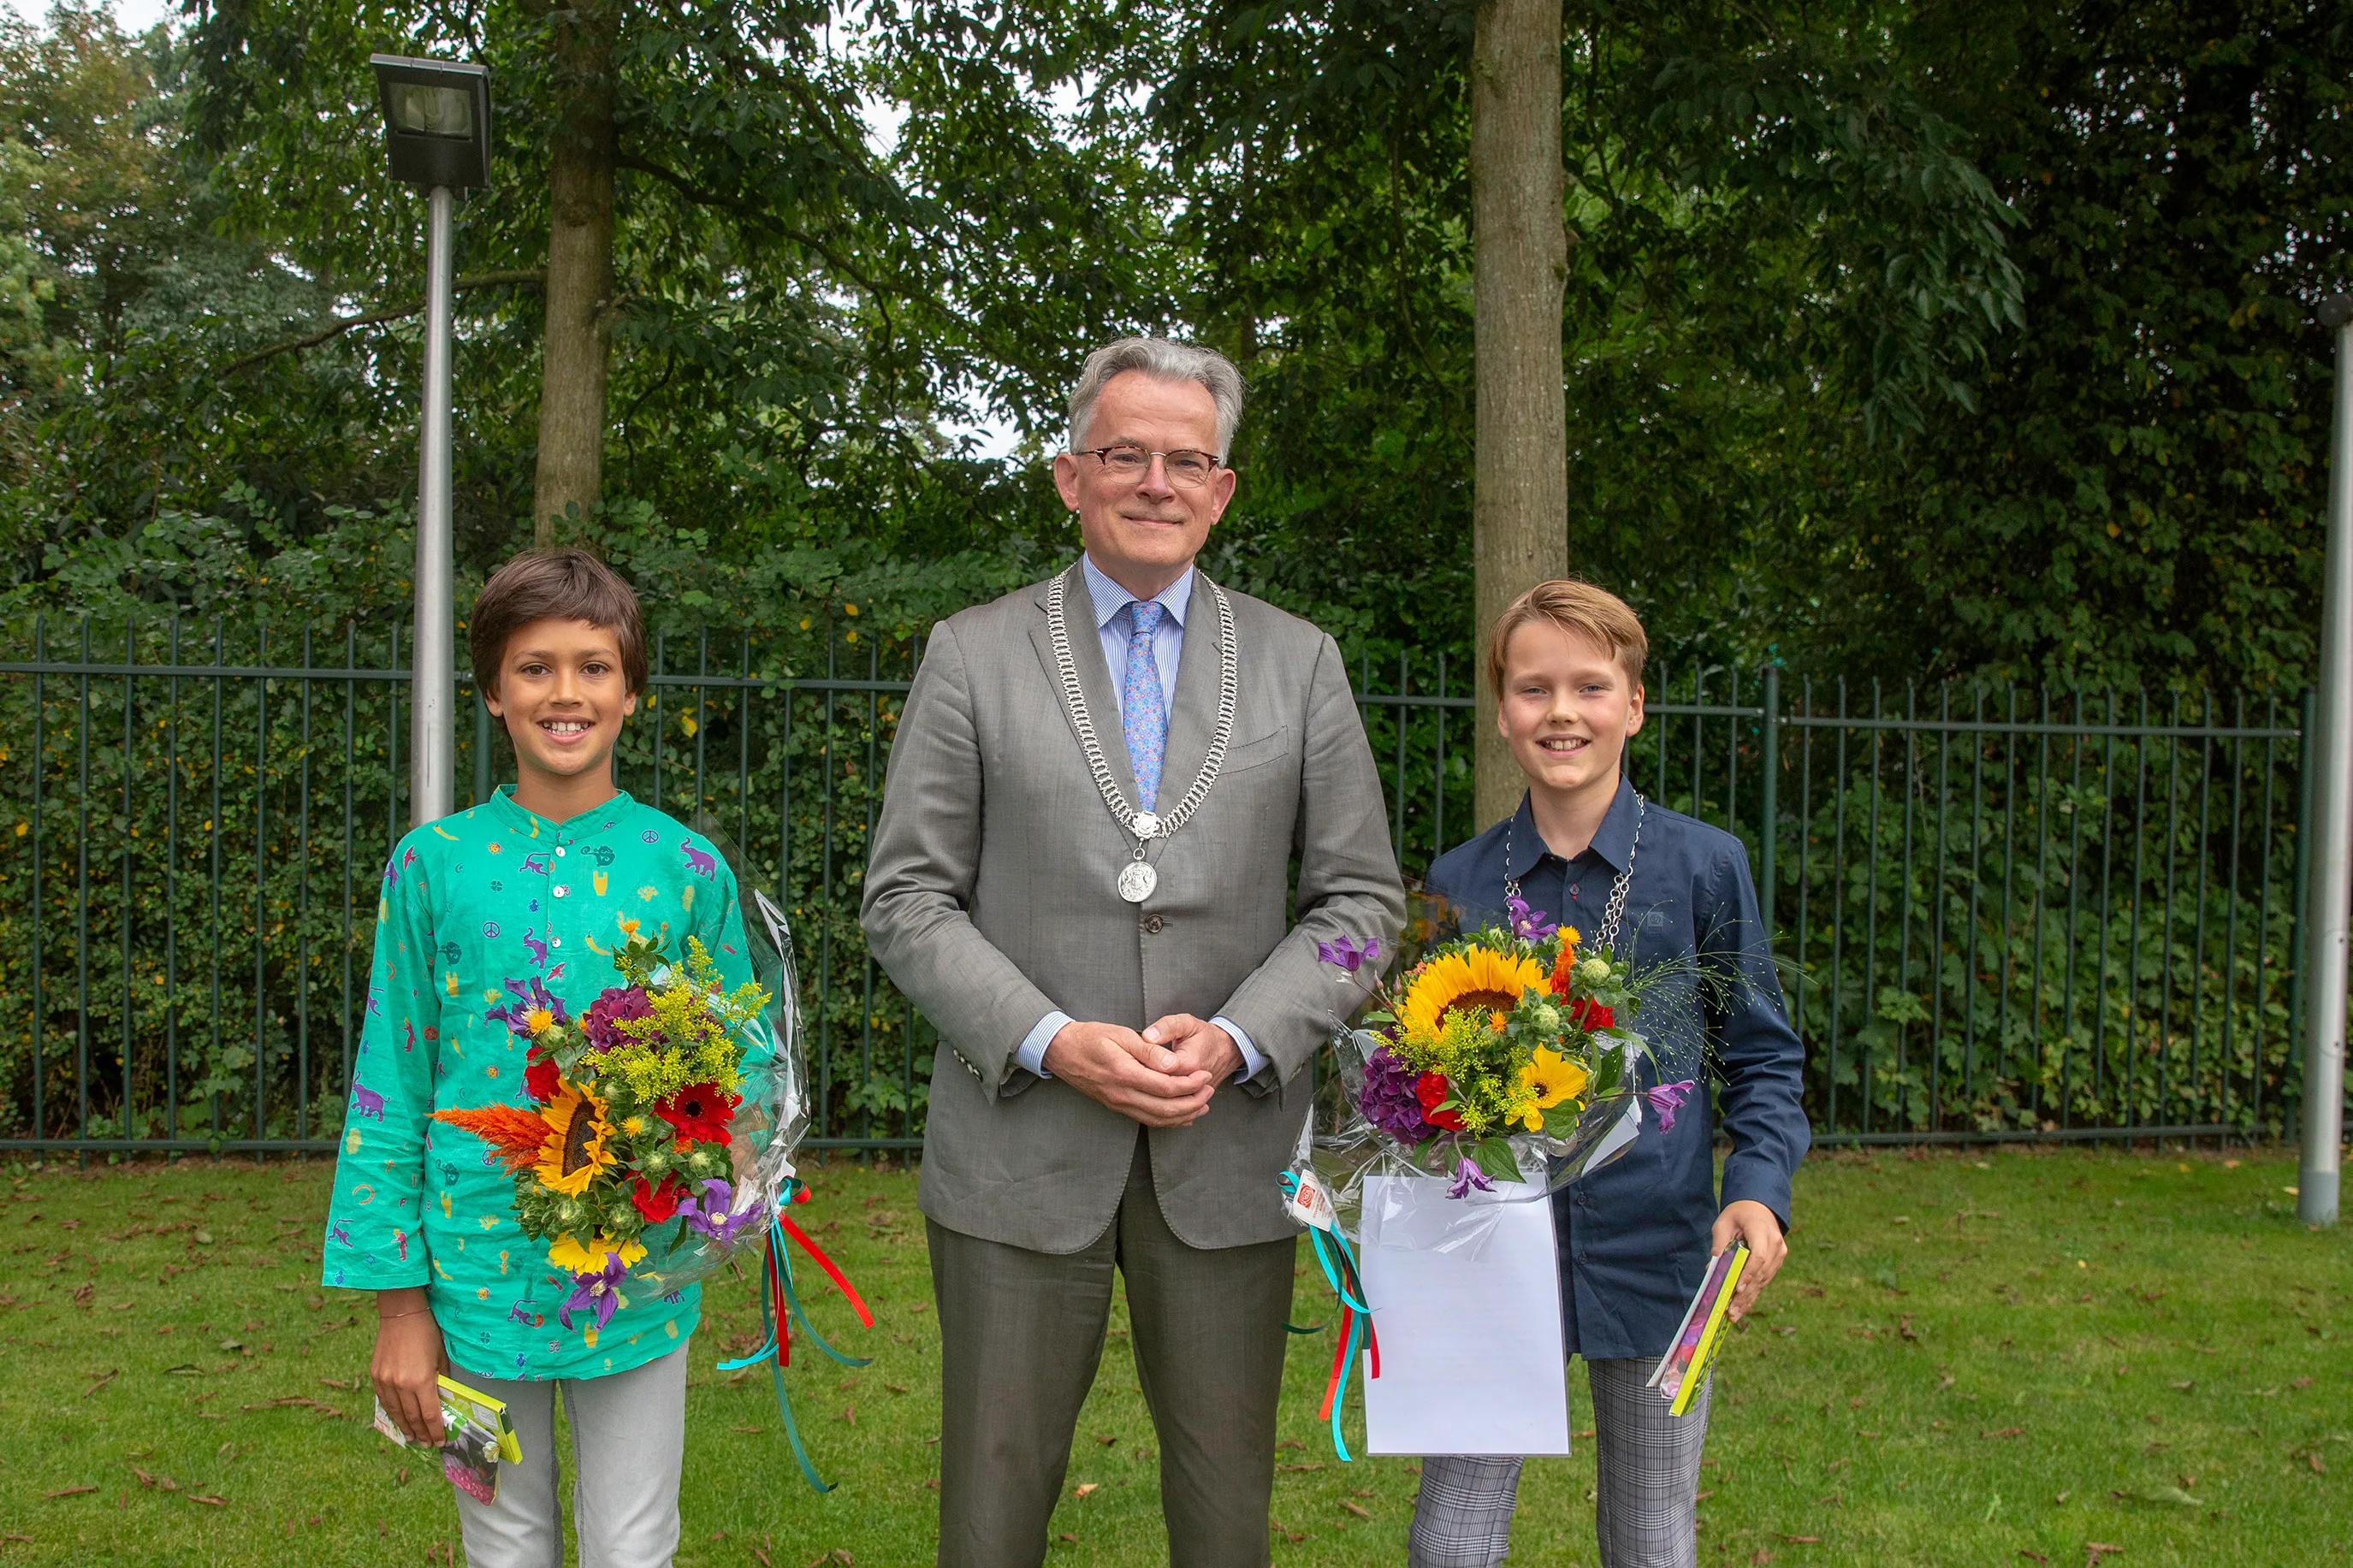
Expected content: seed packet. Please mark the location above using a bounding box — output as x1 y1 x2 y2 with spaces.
1648 1240 1749 1416
373 1376 523 1503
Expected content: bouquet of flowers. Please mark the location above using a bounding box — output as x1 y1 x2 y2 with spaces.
1288 889 1698 1251
431 927 785 1336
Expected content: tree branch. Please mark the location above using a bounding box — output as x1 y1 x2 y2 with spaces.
223 269 547 375
613 151 897 339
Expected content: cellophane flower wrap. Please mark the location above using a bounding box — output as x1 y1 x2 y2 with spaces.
432 890 808 1332
1286 891 1680 1258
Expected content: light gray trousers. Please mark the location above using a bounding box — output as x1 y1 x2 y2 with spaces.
451 1344 690 1568
1408 1358 1711 1568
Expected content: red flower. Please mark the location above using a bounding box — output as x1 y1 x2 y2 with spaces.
524 1056 562 1104
1567 997 1615 1033
631 1173 686 1223
655 1080 739 1144
1414 1072 1466 1132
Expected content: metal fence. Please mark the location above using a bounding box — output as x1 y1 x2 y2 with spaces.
0 617 2333 1156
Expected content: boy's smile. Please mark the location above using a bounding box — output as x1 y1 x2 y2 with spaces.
1497 621 1644 815
483 618 637 814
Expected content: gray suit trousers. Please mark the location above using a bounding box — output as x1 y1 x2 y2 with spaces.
928 1131 1294 1568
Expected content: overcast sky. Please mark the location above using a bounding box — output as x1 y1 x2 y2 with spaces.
3 0 178 31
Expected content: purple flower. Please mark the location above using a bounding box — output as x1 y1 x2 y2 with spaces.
1317 936 1380 975
484 975 567 1039
557 1251 627 1332
678 1178 764 1246
1356 1046 1430 1143
582 985 653 1050
1446 1157 1496 1199
1505 894 1557 940
1645 1080 1698 1133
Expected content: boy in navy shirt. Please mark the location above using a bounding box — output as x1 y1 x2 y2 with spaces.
1408 580 1807 1568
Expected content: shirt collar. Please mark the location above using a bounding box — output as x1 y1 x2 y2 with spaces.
1506 773 1641 878
487 784 636 843
1080 552 1193 631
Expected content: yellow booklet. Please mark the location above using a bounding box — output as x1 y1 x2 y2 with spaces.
372 1375 524 1502
1647 1241 1749 1417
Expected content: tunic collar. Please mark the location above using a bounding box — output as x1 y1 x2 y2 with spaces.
1505 773 1641 879
485 784 637 844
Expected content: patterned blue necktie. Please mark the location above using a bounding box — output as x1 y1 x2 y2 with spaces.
1122 600 1169 810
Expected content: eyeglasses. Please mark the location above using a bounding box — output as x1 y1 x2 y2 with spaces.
1076 444 1225 488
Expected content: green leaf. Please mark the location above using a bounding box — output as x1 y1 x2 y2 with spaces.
1471 1137 1520 1185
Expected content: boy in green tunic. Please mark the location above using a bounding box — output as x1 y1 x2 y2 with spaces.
323 547 757 1567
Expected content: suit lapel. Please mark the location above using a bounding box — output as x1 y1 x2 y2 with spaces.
1028 561 1142 804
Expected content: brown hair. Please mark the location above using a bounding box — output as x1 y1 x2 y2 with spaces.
1485 579 1647 698
469 547 648 699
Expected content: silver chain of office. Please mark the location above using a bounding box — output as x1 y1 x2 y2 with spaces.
1503 794 1644 952
1046 563 1238 902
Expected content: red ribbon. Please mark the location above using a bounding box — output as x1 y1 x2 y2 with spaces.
779 1211 875 1331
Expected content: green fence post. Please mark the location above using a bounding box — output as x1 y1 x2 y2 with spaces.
1759 666 1779 955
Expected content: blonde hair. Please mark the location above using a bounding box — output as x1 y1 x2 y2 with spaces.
1485 579 1648 698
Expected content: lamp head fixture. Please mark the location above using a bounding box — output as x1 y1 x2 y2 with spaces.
369 54 492 190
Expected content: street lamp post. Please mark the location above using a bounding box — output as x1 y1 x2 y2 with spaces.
2303 293 2353 1229
370 54 492 829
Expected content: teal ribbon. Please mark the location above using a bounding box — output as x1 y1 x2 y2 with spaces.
1331 1306 1367 1462
1281 1173 1373 1461
717 1181 874 1493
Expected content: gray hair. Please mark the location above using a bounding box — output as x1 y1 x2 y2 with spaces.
1066 337 1245 460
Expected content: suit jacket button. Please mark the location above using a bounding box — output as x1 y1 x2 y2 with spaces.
1143 915 1165 934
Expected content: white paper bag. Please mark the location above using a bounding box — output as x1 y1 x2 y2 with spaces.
1357 1174 1571 1457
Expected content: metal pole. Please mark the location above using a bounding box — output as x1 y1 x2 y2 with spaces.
2298 296 2353 1227
411 184 457 828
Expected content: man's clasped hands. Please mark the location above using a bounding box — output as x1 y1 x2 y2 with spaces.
1041 1014 1241 1127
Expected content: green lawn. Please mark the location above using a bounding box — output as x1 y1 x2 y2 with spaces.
0 1144 2345 1567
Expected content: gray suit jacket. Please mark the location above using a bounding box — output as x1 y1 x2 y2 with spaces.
861 560 1404 1253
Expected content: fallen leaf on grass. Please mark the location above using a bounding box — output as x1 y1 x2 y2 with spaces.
1781 1535 1822 1544
1073 1483 1099 1500
1574 1429 1597 1440
41 1488 96 1500
2113 1487 2199 1506
1340 1501 1372 1520
2308 1452 2326 1476
1096 1435 1117 1447
840 1404 856 1426
81 1370 119 1399
1749 1552 1775 1565
187 1495 226 1507
884 1384 909 1395
2017 1552 2048 1564
2084 1544 2125 1567
1982 1428 2026 1439
729 1426 764 1435
1056 1533 1076 1543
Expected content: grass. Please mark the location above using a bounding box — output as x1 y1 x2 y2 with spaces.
0 1143 2345 1567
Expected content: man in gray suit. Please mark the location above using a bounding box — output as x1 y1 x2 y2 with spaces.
862 338 1404 1568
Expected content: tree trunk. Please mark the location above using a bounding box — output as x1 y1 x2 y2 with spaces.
1470 0 1568 831
533 1 619 545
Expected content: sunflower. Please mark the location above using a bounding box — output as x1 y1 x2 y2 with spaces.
1400 948 1549 1040
531 1082 618 1197
546 1231 649 1274
1519 1048 1590 1112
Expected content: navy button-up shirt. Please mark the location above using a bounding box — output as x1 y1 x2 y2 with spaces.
1424 775 1808 1361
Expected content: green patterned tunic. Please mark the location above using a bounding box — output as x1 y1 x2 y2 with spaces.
320 785 759 1382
